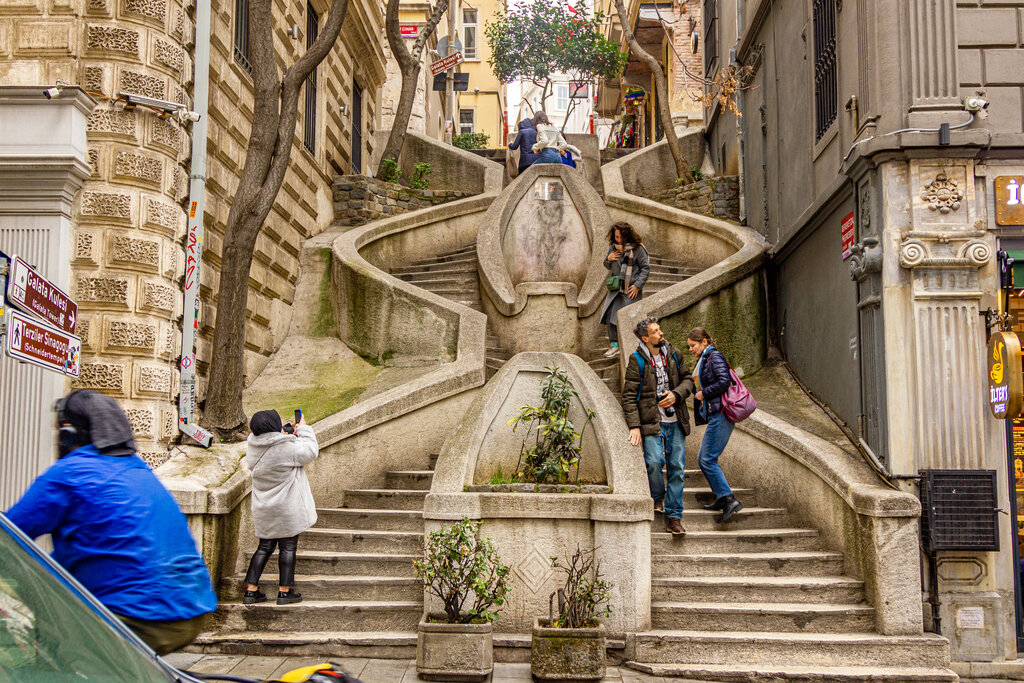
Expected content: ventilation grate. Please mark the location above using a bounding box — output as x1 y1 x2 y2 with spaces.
920 470 1000 553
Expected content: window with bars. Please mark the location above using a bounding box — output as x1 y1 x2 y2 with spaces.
233 0 251 74
459 108 475 134
462 8 478 59
702 0 718 77
813 0 837 141
304 2 319 154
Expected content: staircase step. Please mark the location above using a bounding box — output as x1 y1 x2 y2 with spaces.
190 630 418 660
626 662 958 682
251 550 418 576
631 631 952 669
586 355 619 371
408 254 477 268
602 376 620 392
654 507 792 532
342 489 427 510
436 245 477 258
486 357 507 373
651 576 866 604
651 601 875 633
213 600 422 632
314 508 422 532
651 550 846 577
391 263 478 277
222 575 423 602
486 347 512 360
411 285 478 297
397 275 477 289
385 470 434 490
300 528 422 553
429 452 440 468
650 527 818 554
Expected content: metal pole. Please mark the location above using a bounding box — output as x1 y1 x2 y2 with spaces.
178 0 214 448
445 0 458 144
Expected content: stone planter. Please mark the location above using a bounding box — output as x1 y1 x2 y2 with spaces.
416 616 493 682
530 617 606 682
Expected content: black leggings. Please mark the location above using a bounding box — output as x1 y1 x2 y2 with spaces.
244 535 299 588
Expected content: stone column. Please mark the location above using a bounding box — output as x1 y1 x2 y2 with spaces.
0 86 95 508
902 0 963 127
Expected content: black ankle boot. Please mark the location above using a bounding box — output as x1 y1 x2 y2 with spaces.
703 496 726 511
717 495 743 523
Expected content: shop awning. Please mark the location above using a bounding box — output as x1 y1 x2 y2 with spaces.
1008 250 1024 288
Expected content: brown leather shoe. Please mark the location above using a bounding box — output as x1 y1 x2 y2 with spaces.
653 501 665 513
666 518 685 536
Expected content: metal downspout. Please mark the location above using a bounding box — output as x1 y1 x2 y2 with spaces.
733 1 745 223
178 0 214 448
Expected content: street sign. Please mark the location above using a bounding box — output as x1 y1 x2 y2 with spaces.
841 211 855 260
988 331 1023 419
400 24 419 38
6 255 77 334
430 51 463 76
5 308 80 377
996 176 1024 225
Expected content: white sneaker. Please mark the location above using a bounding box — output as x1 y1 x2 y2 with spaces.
603 346 620 358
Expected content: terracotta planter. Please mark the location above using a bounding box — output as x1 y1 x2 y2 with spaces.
530 617 606 682
416 616 493 682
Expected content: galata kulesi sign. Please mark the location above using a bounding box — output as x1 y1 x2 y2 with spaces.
988 331 1023 419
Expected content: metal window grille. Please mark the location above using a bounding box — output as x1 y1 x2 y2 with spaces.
920 470 1000 553
812 0 837 141
233 0 251 74
702 0 718 77
463 9 478 59
304 2 319 154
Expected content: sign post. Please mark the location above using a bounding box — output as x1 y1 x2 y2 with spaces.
179 200 214 448
989 331 1024 419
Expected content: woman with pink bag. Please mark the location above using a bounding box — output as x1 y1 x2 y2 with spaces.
687 327 756 523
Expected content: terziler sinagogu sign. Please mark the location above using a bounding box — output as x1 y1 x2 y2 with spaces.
989 331 1023 419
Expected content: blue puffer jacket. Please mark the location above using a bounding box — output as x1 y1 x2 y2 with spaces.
6 444 218 622
508 119 539 170
694 346 732 425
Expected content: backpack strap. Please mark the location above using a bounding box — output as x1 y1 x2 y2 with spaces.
633 351 646 404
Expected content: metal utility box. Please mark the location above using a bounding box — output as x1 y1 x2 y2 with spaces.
920 469 1000 553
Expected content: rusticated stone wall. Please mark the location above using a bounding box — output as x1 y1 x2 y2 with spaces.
653 175 740 222
1 0 387 465
332 175 469 227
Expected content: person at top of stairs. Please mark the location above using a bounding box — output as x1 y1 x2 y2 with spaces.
688 327 743 524
621 317 694 537
601 221 650 358
242 409 320 606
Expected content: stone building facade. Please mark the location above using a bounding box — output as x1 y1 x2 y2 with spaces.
0 0 388 498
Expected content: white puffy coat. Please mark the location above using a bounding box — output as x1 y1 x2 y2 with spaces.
245 424 319 539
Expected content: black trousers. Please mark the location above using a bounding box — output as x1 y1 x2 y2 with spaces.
244 535 299 588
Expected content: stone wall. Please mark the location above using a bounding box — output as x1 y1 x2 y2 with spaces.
653 175 740 222
331 175 470 227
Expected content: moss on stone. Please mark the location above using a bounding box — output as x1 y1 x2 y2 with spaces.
242 357 380 424
310 248 336 338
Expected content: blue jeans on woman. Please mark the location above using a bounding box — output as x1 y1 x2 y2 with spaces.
641 422 686 519
698 410 734 498
537 148 561 163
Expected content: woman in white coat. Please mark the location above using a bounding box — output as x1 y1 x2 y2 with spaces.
242 409 319 605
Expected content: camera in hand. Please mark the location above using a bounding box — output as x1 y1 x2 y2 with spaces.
659 392 675 417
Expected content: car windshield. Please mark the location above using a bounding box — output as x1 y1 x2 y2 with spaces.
0 522 177 682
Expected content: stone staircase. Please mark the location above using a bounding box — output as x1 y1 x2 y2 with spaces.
625 468 957 681
193 456 442 660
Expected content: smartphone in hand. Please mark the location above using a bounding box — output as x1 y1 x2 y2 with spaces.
294 409 303 425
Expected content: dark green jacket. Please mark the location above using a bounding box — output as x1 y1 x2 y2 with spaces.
621 342 695 437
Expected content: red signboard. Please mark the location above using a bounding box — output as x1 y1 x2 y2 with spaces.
841 211 855 260
400 24 418 38
7 255 77 333
5 309 81 377
430 51 463 76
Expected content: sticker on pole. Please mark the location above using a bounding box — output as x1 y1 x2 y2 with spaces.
6 309 81 377
7 255 78 333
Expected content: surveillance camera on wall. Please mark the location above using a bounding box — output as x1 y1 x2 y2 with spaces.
43 86 62 99
963 96 989 113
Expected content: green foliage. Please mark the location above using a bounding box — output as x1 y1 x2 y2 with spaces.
485 0 627 96
379 157 401 184
507 365 595 484
690 167 704 182
413 518 512 624
409 162 431 190
550 545 613 629
488 465 525 485
452 132 490 150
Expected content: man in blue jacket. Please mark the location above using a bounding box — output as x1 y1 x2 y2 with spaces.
6 390 218 654
508 118 539 174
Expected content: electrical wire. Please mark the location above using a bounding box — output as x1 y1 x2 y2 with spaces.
841 112 975 166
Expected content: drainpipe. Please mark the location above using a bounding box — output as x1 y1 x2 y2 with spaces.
733 2 746 224
178 0 214 448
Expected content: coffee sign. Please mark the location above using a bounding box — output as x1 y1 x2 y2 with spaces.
996 176 1024 225
988 331 1023 419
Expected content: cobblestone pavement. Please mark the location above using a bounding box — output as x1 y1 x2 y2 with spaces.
164 653 672 682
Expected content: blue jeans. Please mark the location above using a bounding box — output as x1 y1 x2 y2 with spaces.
699 410 735 499
537 148 561 163
641 422 686 519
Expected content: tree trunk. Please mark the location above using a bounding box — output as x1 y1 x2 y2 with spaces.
203 0 351 437
610 0 692 183
378 0 450 173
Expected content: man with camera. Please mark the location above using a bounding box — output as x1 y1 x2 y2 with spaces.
621 317 694 536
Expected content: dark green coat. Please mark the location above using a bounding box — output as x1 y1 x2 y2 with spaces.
620 342 695 437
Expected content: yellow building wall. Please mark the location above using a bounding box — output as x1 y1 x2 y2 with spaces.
454 0 506 147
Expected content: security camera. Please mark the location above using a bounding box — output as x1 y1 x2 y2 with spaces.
963 96 989 113
118 91 191 115
43 86 62 99
175 109 201 123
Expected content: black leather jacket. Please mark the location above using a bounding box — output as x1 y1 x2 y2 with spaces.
694 347 731 425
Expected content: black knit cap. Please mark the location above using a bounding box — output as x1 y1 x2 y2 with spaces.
58 389 136 456
249 409 283 436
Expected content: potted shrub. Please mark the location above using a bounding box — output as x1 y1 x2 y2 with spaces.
414 518 511 682
531 545 613 682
